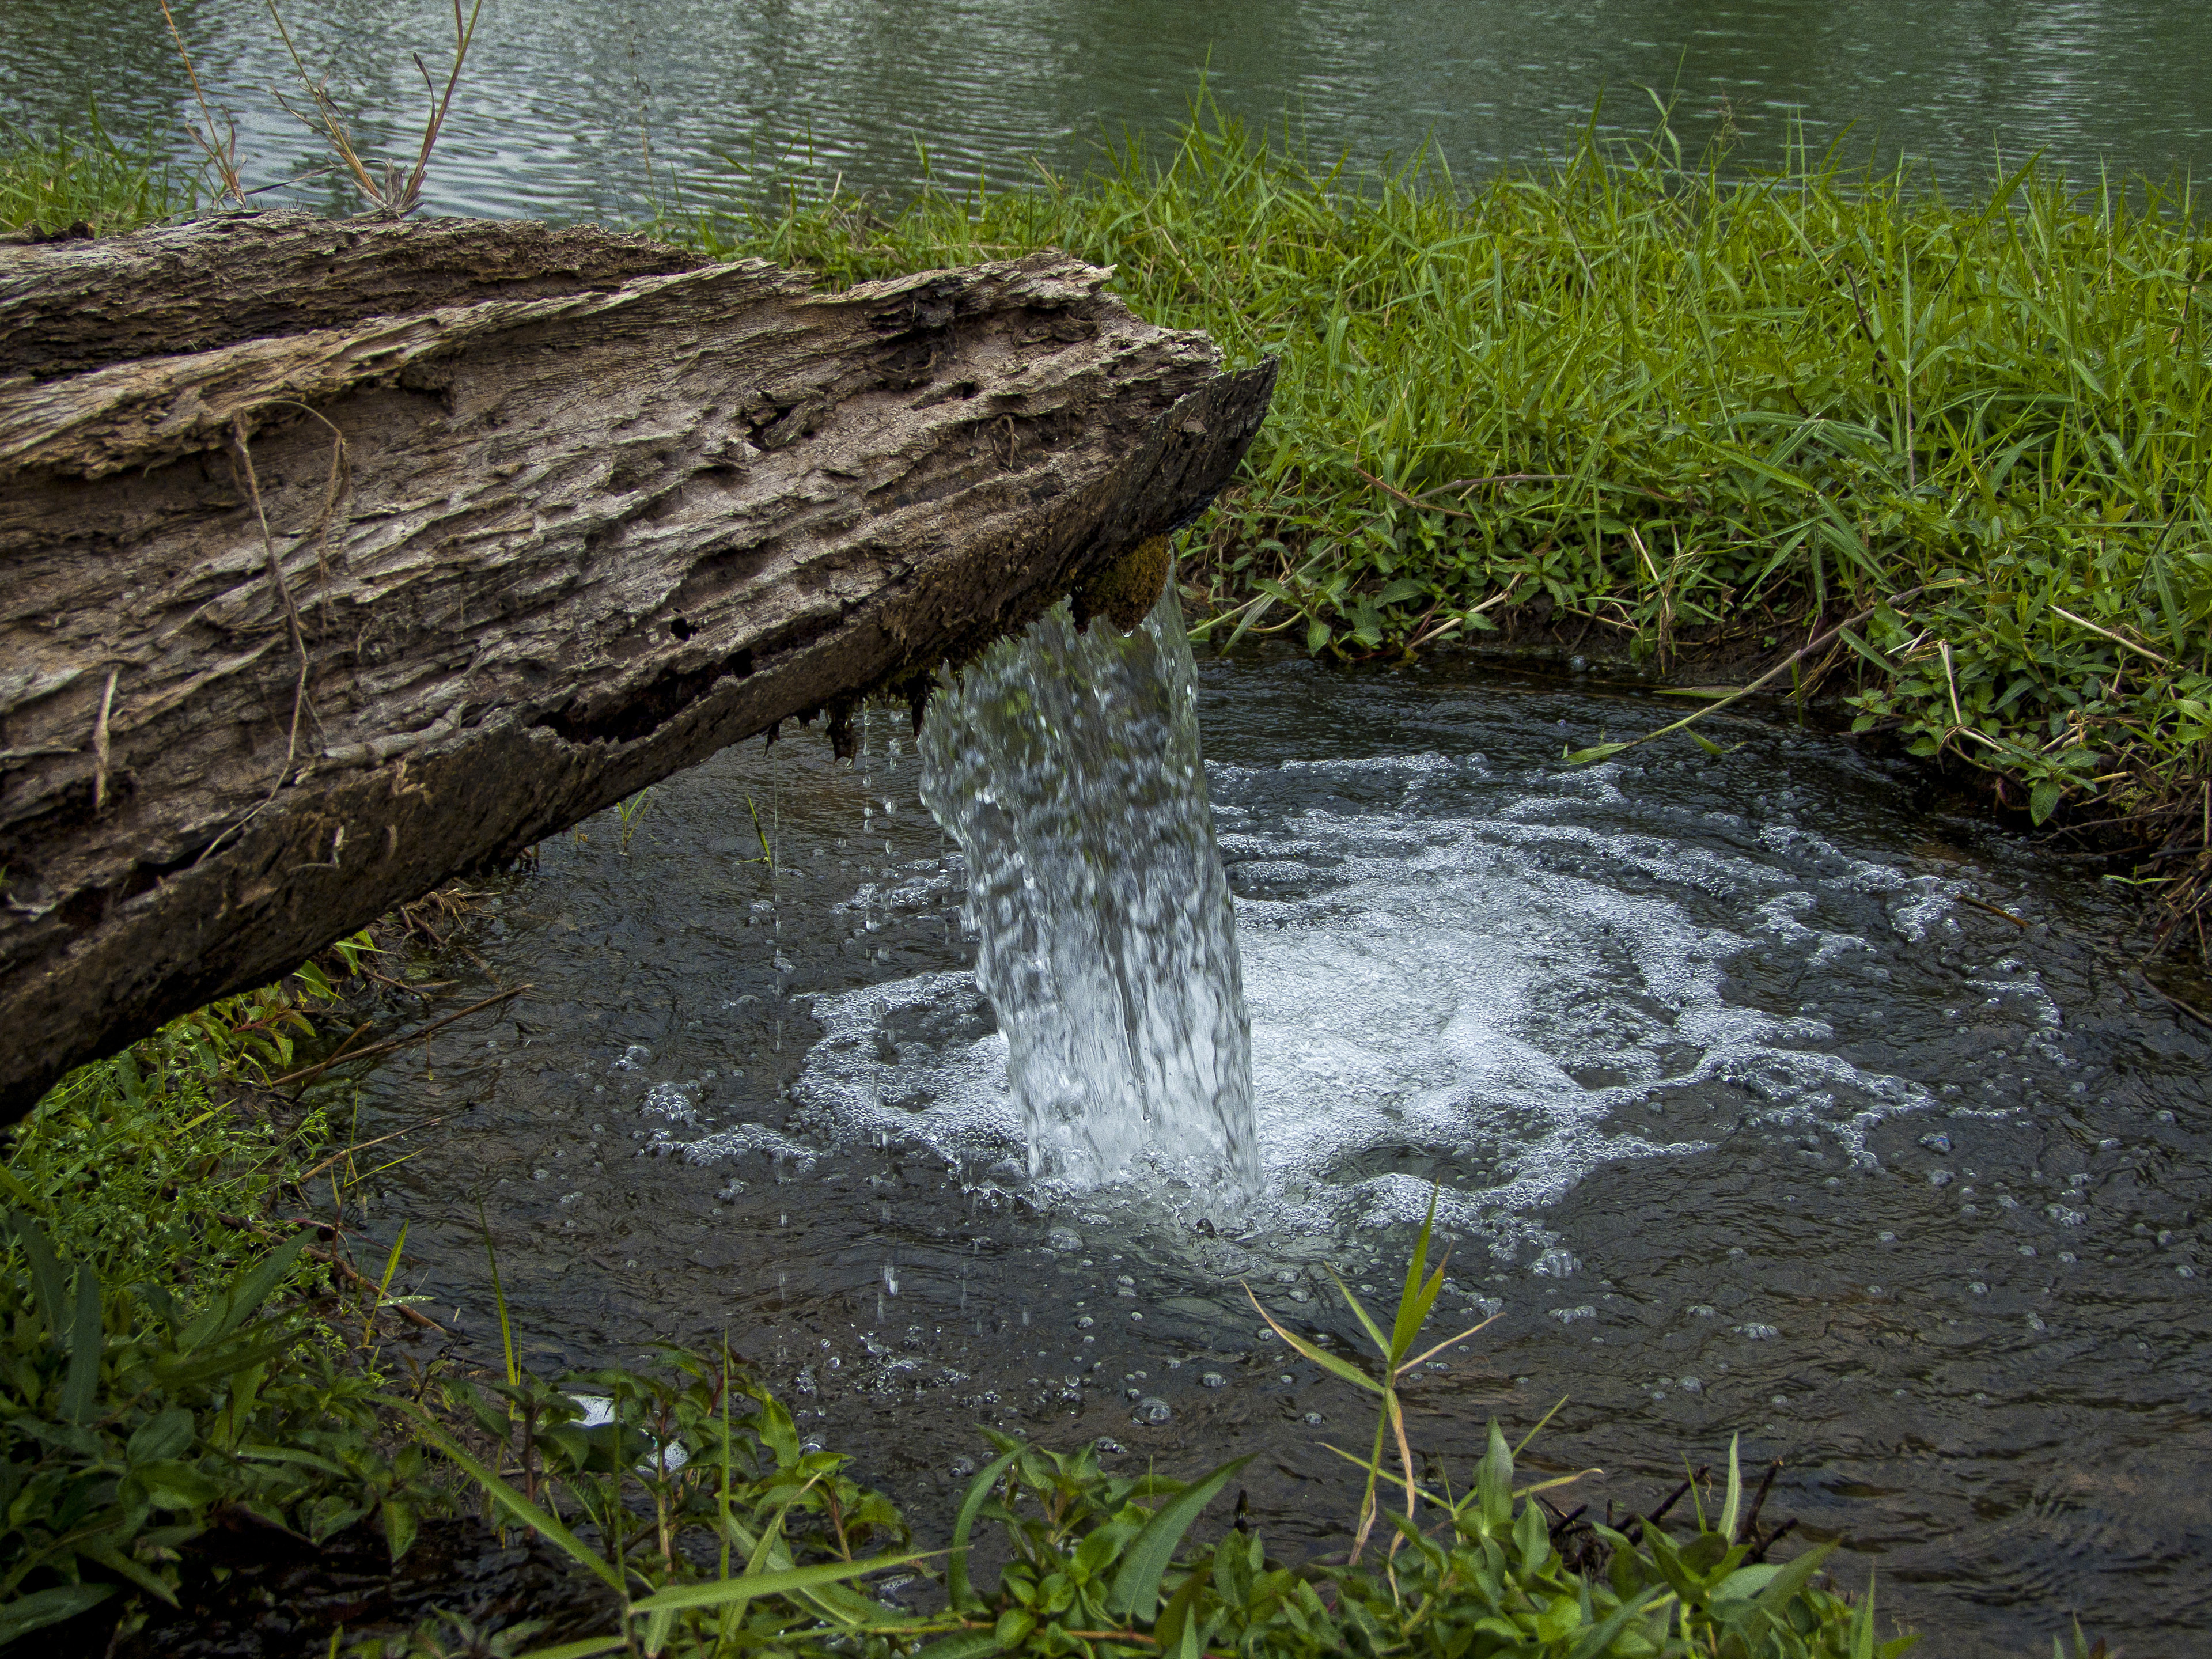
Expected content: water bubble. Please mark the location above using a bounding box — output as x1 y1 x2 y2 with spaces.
1047 1226 1083 1251
1920 1133 1952 1153
1929 1169 1954 1188
1303 1411 1324 1425
1132 1397 1172 1425
1075 1315 1094 1330
948 1455 976 1478
1201 1371 1228 1389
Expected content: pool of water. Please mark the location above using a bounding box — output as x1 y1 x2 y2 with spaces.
7 0 2212 222
338 649 2209 1656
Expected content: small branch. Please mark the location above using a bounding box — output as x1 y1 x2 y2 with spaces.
265 984 532 1088
1563 587 1935 764
1738 1457 1783 1546
1958 893 2030 929
305 1245 446 1331
90 668 118 811
294 1113 442 1185
2049 604 2175 668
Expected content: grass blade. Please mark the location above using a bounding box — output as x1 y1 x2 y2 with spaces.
1106 1453 1255 1620
946 1443 1021 1609
627 1553 923 1615
1245 1283 1381 1395
391 1400 625 1593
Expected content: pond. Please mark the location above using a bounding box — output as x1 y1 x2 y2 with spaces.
338 646 2209 1656
6 0 2212 220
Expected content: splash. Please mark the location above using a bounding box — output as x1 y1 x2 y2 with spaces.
918 586 1259 1193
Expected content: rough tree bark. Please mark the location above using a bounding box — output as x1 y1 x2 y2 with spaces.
0 211 1275 1118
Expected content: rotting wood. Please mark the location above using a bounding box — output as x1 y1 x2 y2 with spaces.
0 210 1277 1117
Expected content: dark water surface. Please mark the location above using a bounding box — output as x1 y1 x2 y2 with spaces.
334 654 2207 1656
6 1 2212 221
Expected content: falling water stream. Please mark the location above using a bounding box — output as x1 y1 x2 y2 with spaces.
915 591 1257 1194
346 631 2208 1656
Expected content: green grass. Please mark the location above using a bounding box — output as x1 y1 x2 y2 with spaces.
0 943 444 1644
0 109 194 236
658 101 2212 949
350 1200 1918 1658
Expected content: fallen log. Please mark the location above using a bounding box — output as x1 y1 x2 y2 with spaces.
0 211 1275 1118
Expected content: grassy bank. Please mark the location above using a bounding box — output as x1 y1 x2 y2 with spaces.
6 106 2207 944
659 107 2212 953
0 111 192 236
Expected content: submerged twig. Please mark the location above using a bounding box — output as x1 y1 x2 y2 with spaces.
265 984 532 1088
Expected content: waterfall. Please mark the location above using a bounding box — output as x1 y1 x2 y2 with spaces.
918 584 1259 1194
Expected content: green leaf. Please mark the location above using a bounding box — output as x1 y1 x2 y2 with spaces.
134 1457 225 1510
11 1213 71 1333
1567 1589 1671 1659
1323 1267 1391 1359
1718 1434 1743 1542
628 1552 921 1615
2029 777 2063 825
383 1495 418 1563
907 1630 1001 1659
947 1444 1022 1609
179 1230 310 1351
1475 1419 1513 1532
237 1442 351 1478
152 1332 298 1391
127 1408 196 1465
1244 1285 1380 1395
994 1608 1036 1650
1105 1454 1255 1620
79 1537 180 1605
1387 1187 1442 1365
1514 1498 1550 1577
1713 1563 1782 1600
1851 1568 1877 1659
60 1268 103 1425
0 1583 119 1644
515 1639 630 1659
1563 741 1633 764
1691 730 1725 757
1306 618 1334 655
1154 1563 1209 1653
1749 1539 1836 1618
392 1402 624 1593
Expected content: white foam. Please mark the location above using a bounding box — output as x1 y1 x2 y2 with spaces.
696 728 2031 1259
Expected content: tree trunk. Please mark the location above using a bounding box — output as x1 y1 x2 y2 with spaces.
0 211 1275 1118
